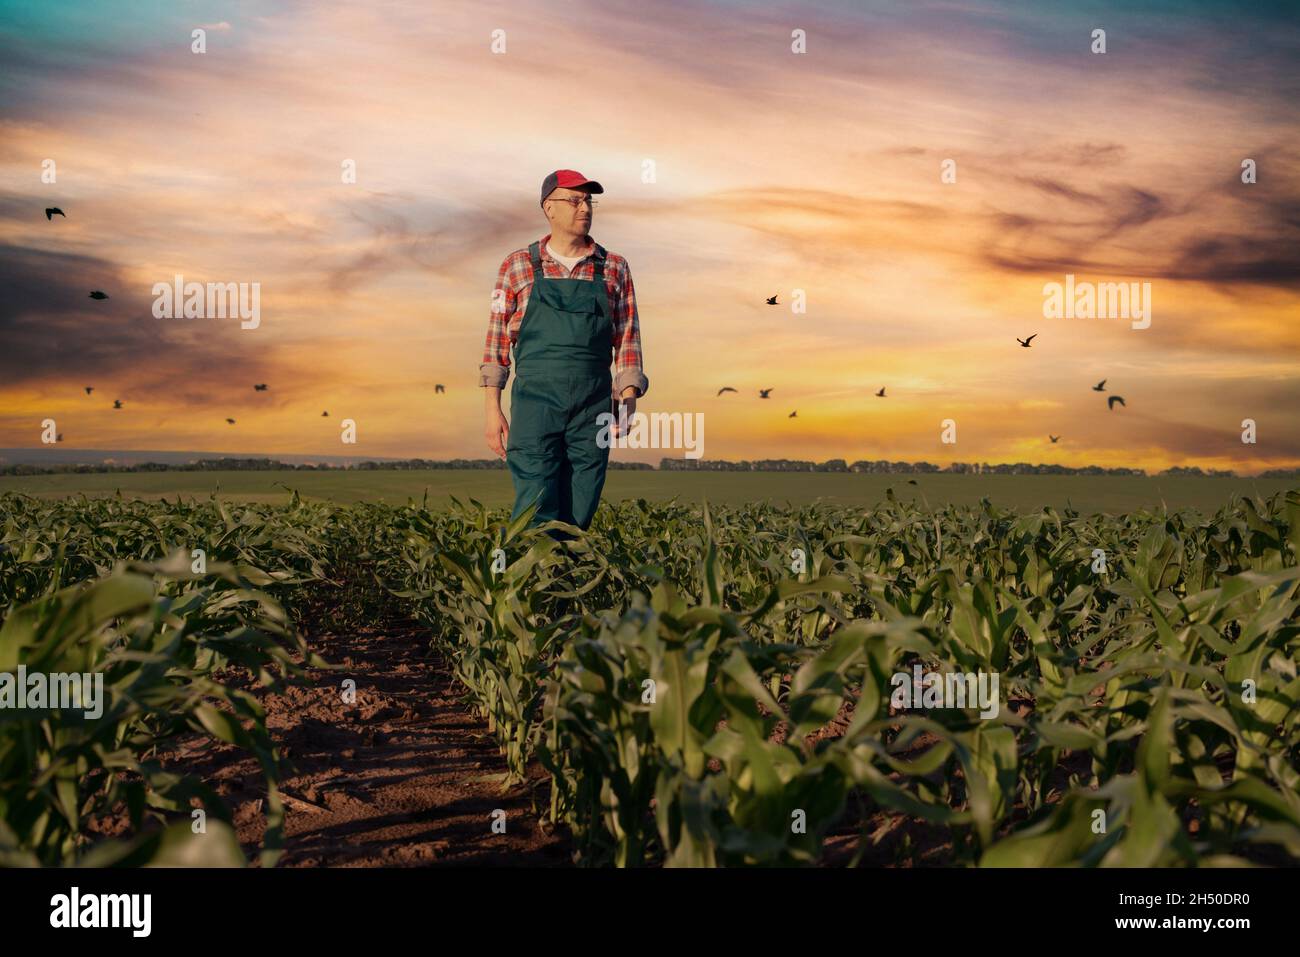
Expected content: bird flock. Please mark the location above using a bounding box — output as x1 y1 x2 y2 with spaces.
43 204 451 445
720 304 1130 444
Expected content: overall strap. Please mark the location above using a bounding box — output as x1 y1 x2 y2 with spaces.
590 244 612 320
528 241 544 282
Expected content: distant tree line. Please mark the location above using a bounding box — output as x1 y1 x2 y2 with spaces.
0 456 1290 478
0 457 655 475
660 458 1258 477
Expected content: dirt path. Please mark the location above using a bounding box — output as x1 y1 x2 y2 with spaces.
178 621 573 866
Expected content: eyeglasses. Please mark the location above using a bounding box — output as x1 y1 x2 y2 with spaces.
546 195 598 209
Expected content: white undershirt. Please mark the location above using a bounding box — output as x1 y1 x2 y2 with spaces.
546 242 590 275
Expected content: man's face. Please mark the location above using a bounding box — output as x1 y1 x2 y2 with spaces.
544 186 594 233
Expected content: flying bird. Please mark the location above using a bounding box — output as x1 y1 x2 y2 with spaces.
1049 435 1060 443
875 387 886 398
89 291 109 300
759 389 772 399
788 411 797 418
1092 379 1107 392
765 295 778 305
1108 396 1125 410
1016 334 1037 348
113 399 123 409
45 207 65 220
253 383 268 391
717 387 737 396
226 418 236 425
435 384 445 394
84 386 94 395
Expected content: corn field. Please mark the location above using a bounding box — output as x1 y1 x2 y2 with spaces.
2 487 1298 866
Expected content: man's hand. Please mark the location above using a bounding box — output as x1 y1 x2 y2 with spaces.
612 387 638 438
485 388 509 459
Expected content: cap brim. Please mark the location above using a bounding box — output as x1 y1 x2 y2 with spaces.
541 180 605 205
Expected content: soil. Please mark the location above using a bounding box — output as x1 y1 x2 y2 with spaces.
111 617 574 866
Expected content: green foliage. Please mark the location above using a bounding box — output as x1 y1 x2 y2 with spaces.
0 494 332 866
387 489 1300 866
4 486 1298 868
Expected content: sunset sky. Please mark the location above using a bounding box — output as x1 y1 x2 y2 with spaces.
1 0 1297 471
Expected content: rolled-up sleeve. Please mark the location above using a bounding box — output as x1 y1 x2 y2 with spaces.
479 362 508 389
611 261 649 398
479 255 516 388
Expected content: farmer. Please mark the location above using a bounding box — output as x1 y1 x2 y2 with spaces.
479 169 649 531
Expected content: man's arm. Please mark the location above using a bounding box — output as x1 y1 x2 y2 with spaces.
480 256 515 389
484 385 508 459
611 260 648 400
481 257 516 458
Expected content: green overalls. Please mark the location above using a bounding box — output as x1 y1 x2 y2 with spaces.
506 240 614 531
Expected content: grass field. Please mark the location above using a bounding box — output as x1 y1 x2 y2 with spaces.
1 469 1296 513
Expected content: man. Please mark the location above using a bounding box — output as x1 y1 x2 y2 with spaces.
479 169 649 531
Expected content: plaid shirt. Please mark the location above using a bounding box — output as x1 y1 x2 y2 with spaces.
479 234 648 397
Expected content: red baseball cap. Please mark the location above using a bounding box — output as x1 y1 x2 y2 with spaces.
540 169 604 206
